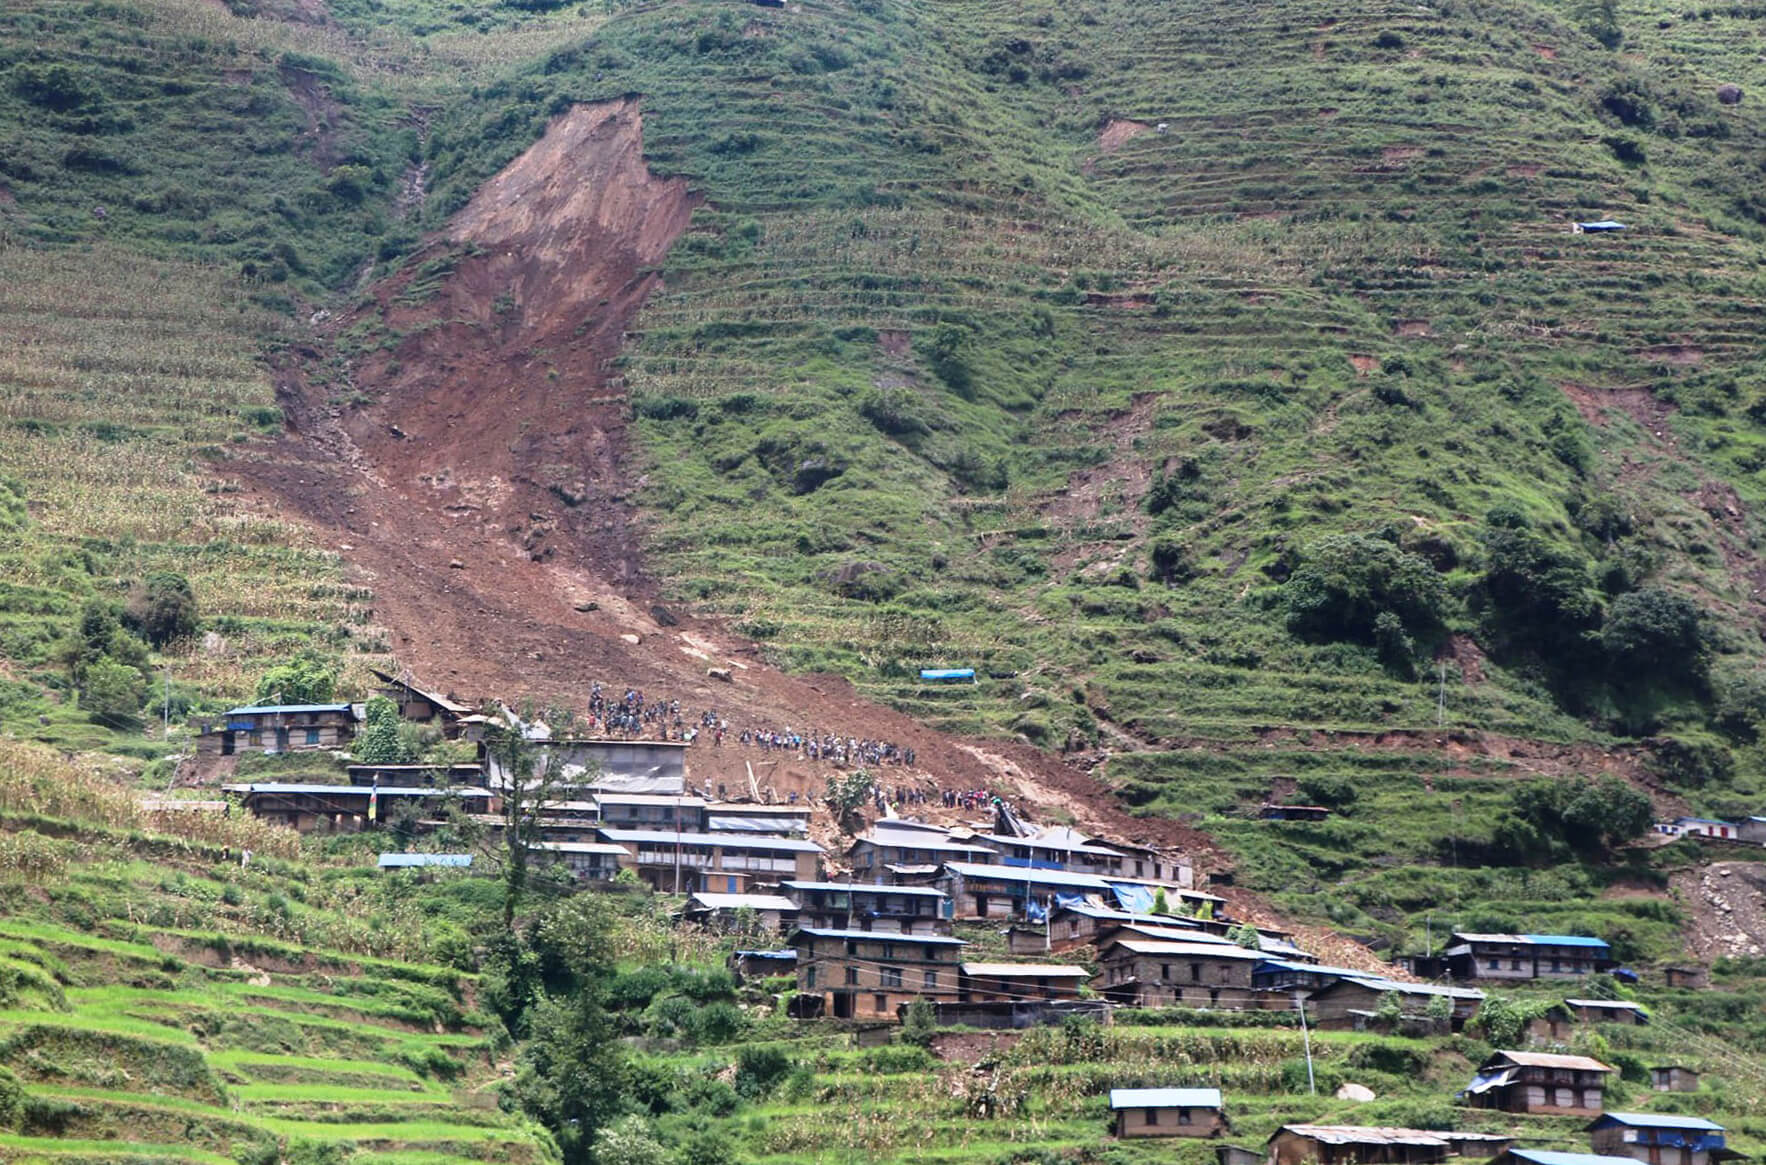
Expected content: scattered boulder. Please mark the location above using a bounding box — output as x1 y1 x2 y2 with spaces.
1717 83 1744 105
448 558 465 569
573 600 599 613
1336 1082 1377 1102
651 604 680 627
620 633 641 646
707 667 733 682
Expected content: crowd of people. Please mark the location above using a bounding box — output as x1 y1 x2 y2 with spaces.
582 683 914 768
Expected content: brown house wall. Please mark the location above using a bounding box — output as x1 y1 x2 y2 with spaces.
1114 1108 1225 1138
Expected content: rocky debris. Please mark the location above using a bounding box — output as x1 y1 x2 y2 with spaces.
1717 83 1744 105
1677 861 1766 958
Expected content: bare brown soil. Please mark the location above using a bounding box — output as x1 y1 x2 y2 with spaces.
1394 319 1431 336
1097 119 1153 153
229 100 1207 870
1349 354 1379 375
280 64 343 171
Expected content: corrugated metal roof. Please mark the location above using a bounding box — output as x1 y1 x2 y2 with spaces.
1595 1114 1725 1132
1332 976 1486 1000
1275 1127 1448 1148
688 893 800 912
942 862 1112 889
960 962 1089 978
733 949 796 960
1105 940 1266 959
597 793 706 806
1109 1087 1222 1110
377 853 472 867
782 880 947 896
789 927 967 946
1565 998 1649 1014
597 828 822 853
1490 1050 1614 1071
1453 932 1610 949
225 783 491 797
224 703 355 715
1509 1151 1642 1165
532 841 628 854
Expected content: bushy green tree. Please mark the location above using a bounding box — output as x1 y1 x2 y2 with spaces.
1601 586 1707 684
824 769 876 834
126 572 199 647
255 650 338 705
1495 775 1653 862
1473 515 1601 658
591 1115 669 1165
1283 534 1448 661
82 656 146 725
354 696 415 765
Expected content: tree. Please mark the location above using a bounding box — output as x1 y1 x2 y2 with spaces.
1499 775 1653 861
354 696 415 765
1283 533 1448 653
591 1115 669 1165
1601 587 1707 684
255 650 337 705
1151 887 1171 916
482 705 580 927
508 899 627 1165
126 572 198 647
1425 992 1453 1022
824 769 875 835
82 656 145 726
1375 990 1404 1025
1472 516 1601 671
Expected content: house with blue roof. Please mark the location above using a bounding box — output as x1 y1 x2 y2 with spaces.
1492 1150 1640 1165
1589 1113 1739 1165
1444 932 1614 982
195 702 363 757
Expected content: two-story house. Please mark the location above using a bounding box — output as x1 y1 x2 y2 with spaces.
788 927 967 1020
1460 1050 1615 1115
1444 933 1614 981
780 881 953 934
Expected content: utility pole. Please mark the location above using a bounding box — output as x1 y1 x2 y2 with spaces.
1437 661 1446 729
1295 989 1316 1095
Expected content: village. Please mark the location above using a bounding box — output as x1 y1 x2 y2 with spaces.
168 672 1760 1165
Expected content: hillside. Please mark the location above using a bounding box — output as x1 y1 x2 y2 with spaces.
4 0 1766 1158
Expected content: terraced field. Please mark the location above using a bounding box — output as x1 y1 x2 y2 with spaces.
0 903 542 1163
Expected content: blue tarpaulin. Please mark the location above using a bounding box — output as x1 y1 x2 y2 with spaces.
920 668 976 682
1110 884 1156 914
1026 899 1049 922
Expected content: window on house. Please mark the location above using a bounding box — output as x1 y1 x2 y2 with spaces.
873 993 887 1013
1191 963 1203 982
304 728 320 745
1145 1109 1159 1125
1161 963 1171 980
1512 959 1523 970
882 967 902 989
924 969 938 990
806 967 817 988
1179 1108 1193 1126
845 966 859 986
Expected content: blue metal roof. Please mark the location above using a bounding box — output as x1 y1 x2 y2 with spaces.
734 949 797 960
1509 1152 1642 1165
378 853 472 868
1522 934 1610 948
943 862 1111 890
225 703 355 715
1594 1114 1725 1132
226 783 491 798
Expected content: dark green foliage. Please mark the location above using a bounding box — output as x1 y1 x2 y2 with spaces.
1283 534 1447 652
1601 586 1707 684
1473 514 1601 673
1495 775 1654 861
254 650 338 705
124 571 198 648
733 1045 794 1098
353 696 415 765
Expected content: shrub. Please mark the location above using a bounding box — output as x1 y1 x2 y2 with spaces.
1283 533 1448 648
